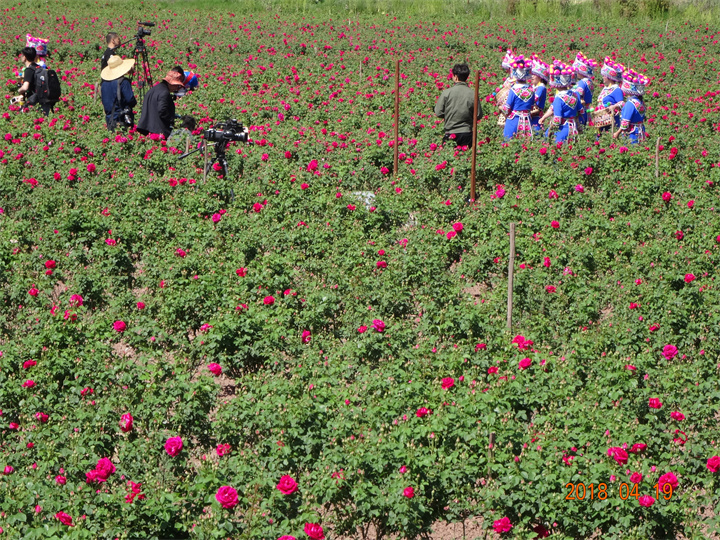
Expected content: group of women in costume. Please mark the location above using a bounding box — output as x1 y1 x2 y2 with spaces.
497 50 649 144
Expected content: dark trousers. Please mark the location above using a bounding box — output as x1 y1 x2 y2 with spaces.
443 132 473 147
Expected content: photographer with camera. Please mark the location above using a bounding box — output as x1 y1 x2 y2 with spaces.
100 55 137 131
137 68 185 138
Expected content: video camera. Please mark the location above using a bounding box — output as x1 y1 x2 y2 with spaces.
136 21 154 38
203 119 252 144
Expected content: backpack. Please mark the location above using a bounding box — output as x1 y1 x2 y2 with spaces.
29 65 61 105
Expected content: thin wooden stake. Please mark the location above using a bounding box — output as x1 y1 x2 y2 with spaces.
470 69 480 202
203 140 208 183
655 136 660 179
507 223 515 330
487 432 496 479
393 59 400 179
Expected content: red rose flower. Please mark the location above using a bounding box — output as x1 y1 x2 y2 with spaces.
215 486 239 509
165 436 183 457
441 377 455 390
276 475 299 495
55 512 73 526
493 516 512 534
119 413 133 433
304 523 325 540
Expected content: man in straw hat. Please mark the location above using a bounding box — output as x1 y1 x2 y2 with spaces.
137 68 185 138
101 55 137 131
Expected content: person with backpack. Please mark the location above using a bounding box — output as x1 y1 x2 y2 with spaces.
17 46 60 116
100 55 137 131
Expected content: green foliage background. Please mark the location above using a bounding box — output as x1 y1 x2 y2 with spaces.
1 1 720 539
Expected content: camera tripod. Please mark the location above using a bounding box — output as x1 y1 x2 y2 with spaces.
179 140 235 201
127 31 153 104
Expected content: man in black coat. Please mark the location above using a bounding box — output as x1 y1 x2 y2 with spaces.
136 68 185 138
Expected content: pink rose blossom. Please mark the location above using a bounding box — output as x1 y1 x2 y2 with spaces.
493 516 512 534
215 486 239 509
165 436 183 457
276 475 299 495
207 363 222 376
648 398 662 409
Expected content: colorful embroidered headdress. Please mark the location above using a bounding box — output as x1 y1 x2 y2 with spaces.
26 33 49 57
573 52 597 78
600 57 624 82
501 49 516 72
530 55 549 81
621 69 650 96
510 55 531 82
549 61 574 88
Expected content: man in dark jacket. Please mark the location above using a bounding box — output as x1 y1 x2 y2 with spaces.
434 63 482 147
136 68 185 138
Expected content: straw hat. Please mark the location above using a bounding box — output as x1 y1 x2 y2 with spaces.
102 55 135 81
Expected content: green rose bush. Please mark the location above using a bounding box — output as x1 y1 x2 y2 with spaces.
1 6 720 540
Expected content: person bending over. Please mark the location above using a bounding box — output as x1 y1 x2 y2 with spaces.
137 68 185 138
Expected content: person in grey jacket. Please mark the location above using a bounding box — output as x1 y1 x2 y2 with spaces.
434 63 482 147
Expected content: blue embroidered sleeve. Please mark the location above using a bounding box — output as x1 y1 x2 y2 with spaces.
581 80 592 105
552 96 563 125
501 90 514 115
619 102 634 130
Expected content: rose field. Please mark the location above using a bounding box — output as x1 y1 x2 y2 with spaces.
2 0 720 538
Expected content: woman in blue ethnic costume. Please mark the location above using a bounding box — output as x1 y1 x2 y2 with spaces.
571 52 597 130
540 62 580 143
529 55 549 133
613 69 649 144
496 49 517 128
596 57 625 132
501 56 534 140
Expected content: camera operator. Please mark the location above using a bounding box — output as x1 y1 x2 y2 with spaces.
101 32 121 70
137 68 185 138
101 55 137 131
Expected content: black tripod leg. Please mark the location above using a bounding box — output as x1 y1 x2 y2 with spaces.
205 157 217 177
140 47 153 87
218 157 234 202
133 44 154 103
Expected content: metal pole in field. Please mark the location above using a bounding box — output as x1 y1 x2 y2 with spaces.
507 223 515 330
655 136 660 179
393 59 400 179
470 69 480 202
